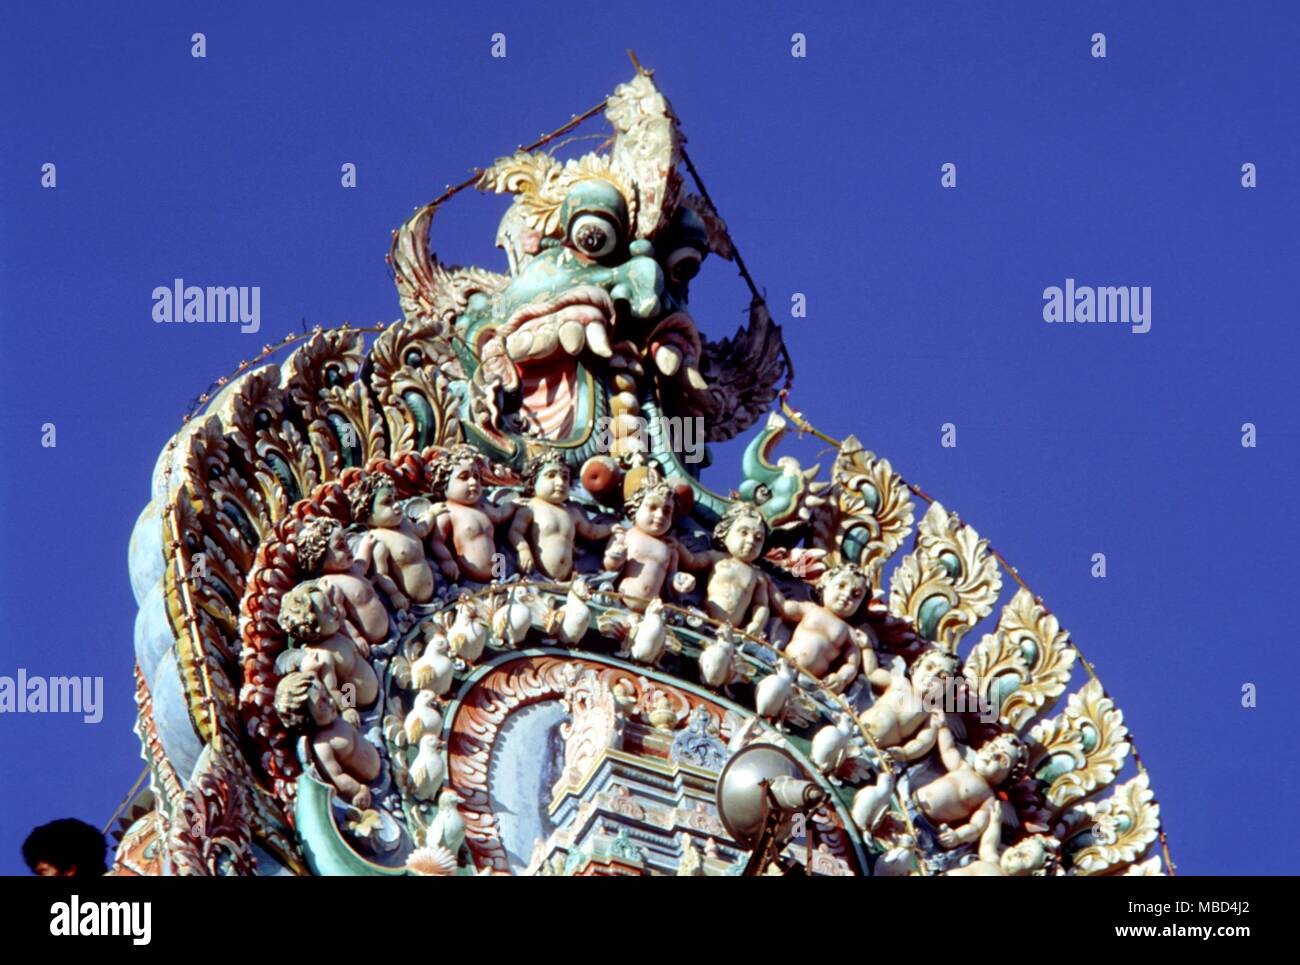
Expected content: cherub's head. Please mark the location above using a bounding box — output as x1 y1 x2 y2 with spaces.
274 671 336 730
999 834 1054 876
523 448 571 504
294 517 352 574
625 478 674 536
432 444 485 505
973 732 1026 786
278 579 342 641
348 473 401 528
712 502 767 563
813 563 869 618
910 647 959 702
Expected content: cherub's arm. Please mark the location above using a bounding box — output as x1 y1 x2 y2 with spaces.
828 638 862 693
769 583 809 622
935 722 966 773
602 525 628 571
891 712 942 761
975 801 1004 864
427 510 459 581
314 654 361 727
744 574 771 635
852 627 880 677
939 796 995 849
507 503 535 573
573 507 616 541
364 538 409 611
482 491 518 525
671 539 717 573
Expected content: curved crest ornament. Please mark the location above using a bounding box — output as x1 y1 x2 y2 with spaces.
116 65 1171 877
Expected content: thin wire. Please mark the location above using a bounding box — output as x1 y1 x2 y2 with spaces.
102 767 149 836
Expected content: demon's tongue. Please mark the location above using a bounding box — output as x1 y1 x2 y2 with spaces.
519 363 579 439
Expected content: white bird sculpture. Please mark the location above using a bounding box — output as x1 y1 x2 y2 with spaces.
811 713 856 775
409 734 445 802
553 578 593 645
404 690 444 745
755 660 797 722
427 788 466 856
492 587 533 647
412 631 455 695
698 624 740 690
629 598 668 665
851 770 896 833
448 599 488 664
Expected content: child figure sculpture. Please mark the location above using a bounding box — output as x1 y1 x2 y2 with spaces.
349 474 435 607
429 445 517 583
603 475 695 611
686 501 772 636
274 671 380 809
772 562 876 694
915 729 1025 850
277 579 379 726
508 448 615 581
293 517 393 646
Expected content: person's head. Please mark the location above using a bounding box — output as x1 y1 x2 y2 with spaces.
911 647 960 702
523 449 571 503
294 517 351 573
22 818 107 877
813 563 869 618
713 502 767 562
974 732 1025 786
625 479 674 536
274 671 336 730
432 445 485 504
278 580 341 641
348 474 400 527
1000 834 1054 876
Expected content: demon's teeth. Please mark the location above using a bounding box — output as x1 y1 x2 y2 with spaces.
654 344 682 376
686 365 708 390
586 322 612 357
530 324 559 359
559 320 586 355
505 330 534 359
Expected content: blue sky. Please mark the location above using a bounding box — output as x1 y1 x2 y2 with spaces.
1 1 1296 874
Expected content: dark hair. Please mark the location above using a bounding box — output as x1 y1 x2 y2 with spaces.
22 818 107 875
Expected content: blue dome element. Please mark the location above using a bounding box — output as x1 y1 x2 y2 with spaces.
148 649 204 783
133 581 173 684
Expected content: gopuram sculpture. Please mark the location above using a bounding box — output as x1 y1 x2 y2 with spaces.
114 67 1169 876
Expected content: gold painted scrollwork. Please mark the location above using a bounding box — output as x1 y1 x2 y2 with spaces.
222 365 320 519
811 435 914 582
1028 678 1130 809
964 587 1076 731
284 329 387 475
1067 773 1161 875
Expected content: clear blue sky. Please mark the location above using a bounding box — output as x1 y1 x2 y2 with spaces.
1 1 1296 874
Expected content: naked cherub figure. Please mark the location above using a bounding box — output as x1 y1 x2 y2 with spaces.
275 671 380 809
348 473 435 606
293 516 392 646
679 501 771 635
914 727 1025 849
771 562 877 694
859 647 960 762
507 448 615 581
428 444 517 583
276 579 379 725
602 475 695 612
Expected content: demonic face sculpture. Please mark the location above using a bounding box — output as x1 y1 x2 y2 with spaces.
393 73 789 514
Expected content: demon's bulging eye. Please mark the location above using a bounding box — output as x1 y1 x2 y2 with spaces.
568 213 619 258
666 247 702 284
